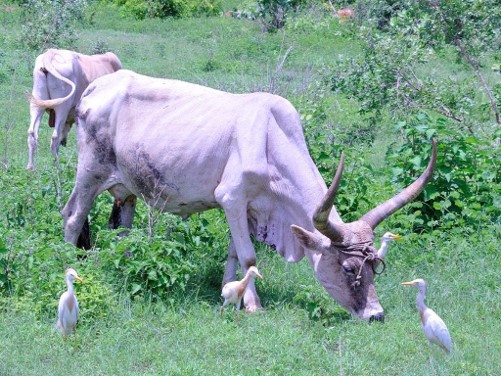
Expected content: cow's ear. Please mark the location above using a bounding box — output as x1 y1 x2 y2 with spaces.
291 225 326 252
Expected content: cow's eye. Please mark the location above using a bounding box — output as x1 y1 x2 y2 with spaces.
342 265 356 275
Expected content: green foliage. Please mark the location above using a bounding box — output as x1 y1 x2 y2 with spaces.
0 6 500 373
388 112 500 231
97 228 194 300
295 81 381 222
90 39 111 55
19 0 88 51
292 285 350 326
330 0 501 126
95 211 227 300
255 0 305 31
113 0 222 19
231 0 309 32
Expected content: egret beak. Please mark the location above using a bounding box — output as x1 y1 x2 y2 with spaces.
75 276 83 283
401 280 417 286
389 233 402 240
255 272 263 280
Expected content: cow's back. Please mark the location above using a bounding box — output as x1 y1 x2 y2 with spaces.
77 51 122 82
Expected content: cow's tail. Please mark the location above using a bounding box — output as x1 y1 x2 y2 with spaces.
26 49 76 109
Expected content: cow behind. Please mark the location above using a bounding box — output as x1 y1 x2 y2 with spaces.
63 69 436 321
26 48 122 170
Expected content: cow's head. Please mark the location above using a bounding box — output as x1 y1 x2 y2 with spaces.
292 141 437 321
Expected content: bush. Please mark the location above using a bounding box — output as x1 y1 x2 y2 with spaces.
113 0 222 20
96 210 228 300
230 0 310 32
388 113 500 231
19 0 88 51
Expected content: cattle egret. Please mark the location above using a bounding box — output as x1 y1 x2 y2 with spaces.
401 278 452 354
221 266 263 315
377 232 402 259
57 268 83 338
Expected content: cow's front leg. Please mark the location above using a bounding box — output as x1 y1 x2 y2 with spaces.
216 192 262 312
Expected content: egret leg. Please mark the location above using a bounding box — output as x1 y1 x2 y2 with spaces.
236 298 242 312
220 300 229 317
428 348 437 376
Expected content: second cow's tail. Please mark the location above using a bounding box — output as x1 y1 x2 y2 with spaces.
26 49 76 109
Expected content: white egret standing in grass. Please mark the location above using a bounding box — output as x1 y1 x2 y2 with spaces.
57 268 83 339
401 278 452 354
221 266 263 315
377 232 402 259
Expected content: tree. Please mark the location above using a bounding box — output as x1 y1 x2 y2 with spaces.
329 0 501 230
331 0 501 127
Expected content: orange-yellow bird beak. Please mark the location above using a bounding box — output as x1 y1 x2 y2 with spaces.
75 276 83 283
389 233 402 240
401 280 418 286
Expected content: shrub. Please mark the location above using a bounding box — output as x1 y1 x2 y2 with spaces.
113 0 222 20
388 112 500 231
230 0 310 32
96 210 228 300
19 0 88 51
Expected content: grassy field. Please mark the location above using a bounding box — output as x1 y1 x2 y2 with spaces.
0 1 500 375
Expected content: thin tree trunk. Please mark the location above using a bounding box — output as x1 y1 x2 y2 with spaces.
429 0 501 125
455 40 501 125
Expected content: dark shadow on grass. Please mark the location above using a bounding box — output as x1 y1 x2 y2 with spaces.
180 263 352 325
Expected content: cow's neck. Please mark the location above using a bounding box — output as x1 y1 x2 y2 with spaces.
255 149 341 262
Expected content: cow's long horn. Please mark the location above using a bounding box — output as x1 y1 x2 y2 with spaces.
361 140 437 229
312 152 346 242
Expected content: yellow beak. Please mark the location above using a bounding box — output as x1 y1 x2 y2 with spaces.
255 272 263 280
401 280 417 286
390 233 402 240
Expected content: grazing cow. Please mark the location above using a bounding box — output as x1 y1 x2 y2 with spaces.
26 48 122 170
63 70 436 320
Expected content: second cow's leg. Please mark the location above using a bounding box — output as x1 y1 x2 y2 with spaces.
108 195 137 234
50 102 72 159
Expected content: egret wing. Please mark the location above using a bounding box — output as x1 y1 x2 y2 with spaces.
428 309 452 353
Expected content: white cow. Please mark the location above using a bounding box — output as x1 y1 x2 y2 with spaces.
26 48 122 170
63 70 436 320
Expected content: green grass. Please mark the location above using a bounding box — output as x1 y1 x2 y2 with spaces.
1 232 500 375
0 1 500 375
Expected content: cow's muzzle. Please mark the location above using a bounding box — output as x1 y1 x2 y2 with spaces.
369 312 384 323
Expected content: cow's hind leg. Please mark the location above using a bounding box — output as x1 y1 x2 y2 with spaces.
60 121 73 147
50 102 72 159
222 238 238 287
27 106 45 170
107 195 137 235
62 183 100 246
76 218 91 250
27 70 50 170
63 161 113 247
